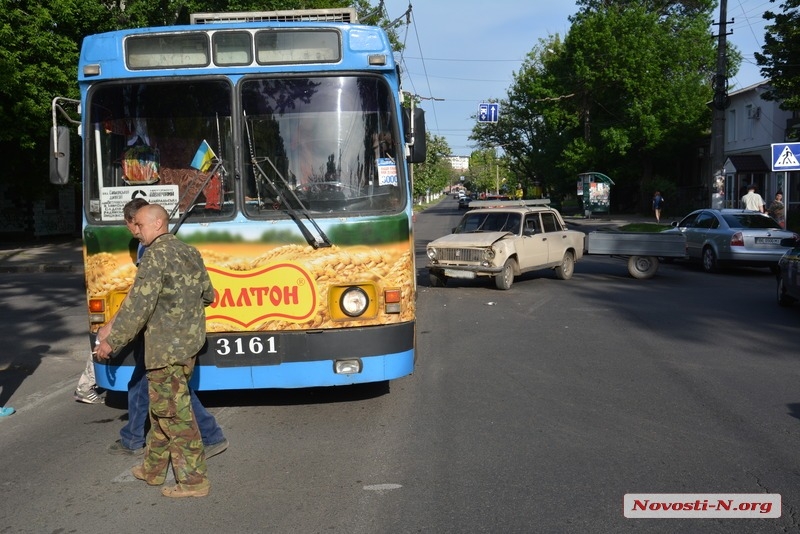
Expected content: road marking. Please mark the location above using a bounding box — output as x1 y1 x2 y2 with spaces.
363 483 402 492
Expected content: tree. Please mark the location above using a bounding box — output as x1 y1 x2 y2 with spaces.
99 0 369 27
0 0 114 197
466 148 509 195
470 36 578 199
472 0 720 209
755 0 800 110
412 133 451 201
562 4 716 183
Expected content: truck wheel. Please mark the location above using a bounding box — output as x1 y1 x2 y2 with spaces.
778 276 795 307
627 255 659 279
429 272 447 287
495 259 515 290
702 247 718 273
555 251 575 280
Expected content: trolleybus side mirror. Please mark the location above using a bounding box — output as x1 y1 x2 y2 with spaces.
404 107 426 164
50 126 71 185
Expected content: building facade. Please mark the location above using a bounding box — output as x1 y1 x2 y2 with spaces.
446 155 469 171
718 82 798 213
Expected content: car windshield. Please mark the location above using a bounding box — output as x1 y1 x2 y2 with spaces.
456 212 521 233
722 213 780 229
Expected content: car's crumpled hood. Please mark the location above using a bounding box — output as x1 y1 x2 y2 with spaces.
428 231 510 247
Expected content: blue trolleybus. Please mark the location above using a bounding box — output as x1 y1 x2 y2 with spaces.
50 8 426 391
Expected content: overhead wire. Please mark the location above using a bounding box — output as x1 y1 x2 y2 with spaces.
728 0 772 88
386 2 467 143
408 4 442 134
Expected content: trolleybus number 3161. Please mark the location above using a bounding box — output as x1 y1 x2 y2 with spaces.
215 335 278 356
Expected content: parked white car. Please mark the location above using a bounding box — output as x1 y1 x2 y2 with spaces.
426 200 585 289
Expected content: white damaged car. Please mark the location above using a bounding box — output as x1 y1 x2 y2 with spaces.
427 200 585 289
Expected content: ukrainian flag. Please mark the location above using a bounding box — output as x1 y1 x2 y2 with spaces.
191 140 217 172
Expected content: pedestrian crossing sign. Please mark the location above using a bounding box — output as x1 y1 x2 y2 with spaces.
772 142 800 171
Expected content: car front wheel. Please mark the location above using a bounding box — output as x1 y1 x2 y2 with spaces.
429 272 447 287
495 258 515 290
702 247 718 273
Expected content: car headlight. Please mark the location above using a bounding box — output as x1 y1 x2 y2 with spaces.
339 287 370 317
483 248 495 261
427 247 437 260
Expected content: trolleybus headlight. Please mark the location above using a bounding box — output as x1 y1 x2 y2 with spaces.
427 247 437 261
340 287 370 317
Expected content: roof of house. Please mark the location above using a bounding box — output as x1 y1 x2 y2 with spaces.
726 154 769 172
728 80 770 97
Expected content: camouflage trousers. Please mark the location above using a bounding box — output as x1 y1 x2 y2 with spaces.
140 358 208 488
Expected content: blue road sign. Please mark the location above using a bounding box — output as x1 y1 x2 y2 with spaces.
478 102 499 123
771 142 800 171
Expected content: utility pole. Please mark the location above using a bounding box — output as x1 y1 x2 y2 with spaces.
711 0 732 206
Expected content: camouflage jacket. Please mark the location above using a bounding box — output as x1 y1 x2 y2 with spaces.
107 233 214 369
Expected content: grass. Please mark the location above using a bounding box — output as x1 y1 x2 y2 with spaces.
618 223 668 233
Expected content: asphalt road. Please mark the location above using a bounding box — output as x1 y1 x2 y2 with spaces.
0 198 798 533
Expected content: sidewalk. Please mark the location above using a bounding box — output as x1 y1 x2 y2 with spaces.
0 237 84 273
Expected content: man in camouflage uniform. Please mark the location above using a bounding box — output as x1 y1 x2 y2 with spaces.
95 203 214 498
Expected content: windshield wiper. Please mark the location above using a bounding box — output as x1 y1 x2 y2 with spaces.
244 112 331 249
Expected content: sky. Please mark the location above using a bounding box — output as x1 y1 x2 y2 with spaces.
380 0 774 156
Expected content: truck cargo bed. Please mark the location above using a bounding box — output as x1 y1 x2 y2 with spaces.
585 231 686 258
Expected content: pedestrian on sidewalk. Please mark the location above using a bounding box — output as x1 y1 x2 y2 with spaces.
652 191 665 223
767 191 786 228
741 184 765 213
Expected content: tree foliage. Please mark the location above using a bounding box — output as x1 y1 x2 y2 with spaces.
412 133 451 201
470 0 720 209
0 0 103 196
755 0 800 110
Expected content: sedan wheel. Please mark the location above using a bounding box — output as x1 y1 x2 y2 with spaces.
495 258 515 290
702 247 718 273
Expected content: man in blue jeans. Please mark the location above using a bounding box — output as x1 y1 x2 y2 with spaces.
108 344 227 457
103 198 228 458
108 336 228 459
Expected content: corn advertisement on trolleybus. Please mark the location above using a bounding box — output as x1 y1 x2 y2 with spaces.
50 8 426 391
